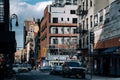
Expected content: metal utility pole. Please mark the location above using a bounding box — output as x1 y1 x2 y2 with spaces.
90 31 94 80
57 44 60 65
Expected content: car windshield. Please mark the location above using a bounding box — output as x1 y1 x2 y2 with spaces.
41 66 51 69
45 66 51 68
56 66 62 70
67 62 80 67
22 64 29 67
13 64 20 67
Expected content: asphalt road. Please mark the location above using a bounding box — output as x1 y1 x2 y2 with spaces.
15 70 84 80
5 70 120 80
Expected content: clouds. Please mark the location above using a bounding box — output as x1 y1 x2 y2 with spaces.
10 0 52 47
10 0 52 19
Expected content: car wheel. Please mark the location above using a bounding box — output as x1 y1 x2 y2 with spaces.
62 72 66 77
50 72 53 75
82 73 85 79
28 68 31 71
76 74 81 79
49 72 52 75
67 74 71 78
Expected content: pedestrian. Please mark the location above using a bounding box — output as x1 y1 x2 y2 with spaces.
0 54 5 80
0 62 4 80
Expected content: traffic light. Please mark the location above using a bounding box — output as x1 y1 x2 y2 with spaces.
90 31 94 44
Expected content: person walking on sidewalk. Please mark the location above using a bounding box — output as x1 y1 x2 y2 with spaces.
0 55 5 80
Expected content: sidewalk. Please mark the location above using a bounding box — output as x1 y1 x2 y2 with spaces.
4 77 16 80
4 75 16 80
86 74 120 80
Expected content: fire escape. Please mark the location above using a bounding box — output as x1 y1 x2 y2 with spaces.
76 0 88 51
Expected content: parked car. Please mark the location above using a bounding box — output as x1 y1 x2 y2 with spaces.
26 64 32 71
18 63 29 72
12 64 21 73
40 66 52 72
50 66 62 75
62 60 86 79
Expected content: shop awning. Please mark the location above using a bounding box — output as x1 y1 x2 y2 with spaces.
101 46 120 53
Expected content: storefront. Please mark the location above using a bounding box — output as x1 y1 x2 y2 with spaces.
92 46 120 77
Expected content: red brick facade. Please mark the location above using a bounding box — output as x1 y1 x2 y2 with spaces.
39 6 78 59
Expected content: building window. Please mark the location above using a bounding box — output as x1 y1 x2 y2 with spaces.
73 28 77 34
67 18 69 21
61 18 63 21
100 16 103 22
53 17 58 23
94 14 98 27
83 2 84 10
90 15 93 28
67 28 70 32
67 28 70 33
53 27 58 34
53 38 58 44
61 27 64 34
61 37 64 44
73 0 77 5
70 10 76 14
73 39 77 44
28 32 30 36
72 18 77 23
53 28 55 34
66 0 71 5
30 26 34 32
67 38 70 43
86 0 88 10
86 18 88 30
104 12 110 24
90 0 92 7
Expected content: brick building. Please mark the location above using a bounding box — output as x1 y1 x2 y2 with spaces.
24 18 39 67
40 0 79 66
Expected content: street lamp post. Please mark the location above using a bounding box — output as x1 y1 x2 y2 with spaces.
10 13 19 31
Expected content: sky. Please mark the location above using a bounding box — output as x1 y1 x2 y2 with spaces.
10 0 52 49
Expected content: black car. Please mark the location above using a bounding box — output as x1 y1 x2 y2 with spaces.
62 60 86 79
50 66 62 75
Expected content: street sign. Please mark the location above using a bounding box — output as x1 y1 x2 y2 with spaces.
90 31 94 44
90 43 93 53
